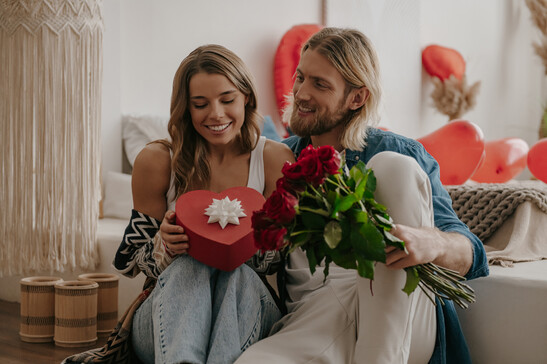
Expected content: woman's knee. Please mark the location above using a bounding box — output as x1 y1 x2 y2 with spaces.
159 255 215 288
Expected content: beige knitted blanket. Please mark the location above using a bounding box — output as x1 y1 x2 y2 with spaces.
446 181 547 266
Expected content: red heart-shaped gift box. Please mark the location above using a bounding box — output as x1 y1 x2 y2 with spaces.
175 187 265 271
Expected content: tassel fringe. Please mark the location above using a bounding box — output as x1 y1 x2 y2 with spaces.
0 0 103 276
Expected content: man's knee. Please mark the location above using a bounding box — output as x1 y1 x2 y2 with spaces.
365 152 433 226
366 152 427 189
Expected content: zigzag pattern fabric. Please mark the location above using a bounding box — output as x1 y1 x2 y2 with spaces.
246 250 282 275
114 210 162 278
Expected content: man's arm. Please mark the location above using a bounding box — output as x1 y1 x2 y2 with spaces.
385 225 473 277
363 131 488 280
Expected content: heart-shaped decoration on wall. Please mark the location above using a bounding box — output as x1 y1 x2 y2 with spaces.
417 120 485 185
175 187 265 271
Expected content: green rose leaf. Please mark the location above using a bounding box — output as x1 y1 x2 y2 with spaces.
384 230 406 251
366 170 377 193
356 256 375 279
353 161 368 174
287 231 310 253
334 194 358 214
327 246 357 269
375 214 393 227
349 208 368 224
301 211 325 230
351 221 386 263
349 164 364 184
403 267 420 295
324 221 342 249
306 247 317 274
322 255 332 281
352 169 368 200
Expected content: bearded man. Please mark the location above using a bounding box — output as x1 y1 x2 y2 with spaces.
236 27 488 364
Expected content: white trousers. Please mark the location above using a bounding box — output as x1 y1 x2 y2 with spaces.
235 151 437 364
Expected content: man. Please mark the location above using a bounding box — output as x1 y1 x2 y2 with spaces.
237 27 488 364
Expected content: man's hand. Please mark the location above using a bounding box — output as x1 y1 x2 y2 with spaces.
386 224 473 277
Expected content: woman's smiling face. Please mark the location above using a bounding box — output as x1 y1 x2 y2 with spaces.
188 72 247 147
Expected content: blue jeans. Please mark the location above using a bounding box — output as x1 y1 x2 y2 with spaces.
131 255 281 364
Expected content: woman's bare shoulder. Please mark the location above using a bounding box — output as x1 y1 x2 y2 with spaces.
263 139 294 167
131 142 172 219
132 142 171 191
134 142 171 172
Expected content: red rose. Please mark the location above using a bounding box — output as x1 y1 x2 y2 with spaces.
298 154 325 186
251 209 270 231
253 225 287 251
263 188 298 223
277 176 305 195
282 160 306 181
299 144 318 159
317 145 341 175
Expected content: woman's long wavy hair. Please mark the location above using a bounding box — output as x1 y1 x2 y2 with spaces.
293 27 382 151
167 45 261 196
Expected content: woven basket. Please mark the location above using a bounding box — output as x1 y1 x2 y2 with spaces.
54 280 98 347
19 276 63 343
78 273 119 337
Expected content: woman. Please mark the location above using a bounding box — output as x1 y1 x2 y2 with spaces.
113 45 294 364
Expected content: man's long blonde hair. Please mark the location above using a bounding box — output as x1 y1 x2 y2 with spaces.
168 45 261 196
290 27 382 151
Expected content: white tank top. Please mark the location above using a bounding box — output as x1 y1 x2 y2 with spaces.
166 136 267 210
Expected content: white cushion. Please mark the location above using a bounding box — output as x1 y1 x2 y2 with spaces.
122 114 170 166
103 171 133 220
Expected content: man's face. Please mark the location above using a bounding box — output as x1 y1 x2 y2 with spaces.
289 48 351 137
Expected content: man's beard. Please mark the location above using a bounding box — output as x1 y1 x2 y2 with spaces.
288 98 350 137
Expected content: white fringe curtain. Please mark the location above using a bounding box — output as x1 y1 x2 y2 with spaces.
0 0 103 276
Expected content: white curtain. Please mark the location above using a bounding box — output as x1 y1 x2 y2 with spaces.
0 0 103 276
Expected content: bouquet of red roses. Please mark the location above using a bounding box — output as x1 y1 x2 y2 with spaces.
252 144 475 309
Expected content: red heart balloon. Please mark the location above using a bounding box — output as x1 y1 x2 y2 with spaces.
528 138 547 183
175 187 265 271
417 120 485 185
470 138 529 183
422 45 465 81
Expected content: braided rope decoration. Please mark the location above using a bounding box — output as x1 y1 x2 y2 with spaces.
446 182 547 242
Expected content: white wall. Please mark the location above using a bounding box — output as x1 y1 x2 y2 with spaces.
102 0 122 175
102 0 547 178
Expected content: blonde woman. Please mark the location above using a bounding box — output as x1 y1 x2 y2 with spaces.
113 45 294 364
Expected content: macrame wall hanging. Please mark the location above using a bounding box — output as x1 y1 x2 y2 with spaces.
0 0 103 276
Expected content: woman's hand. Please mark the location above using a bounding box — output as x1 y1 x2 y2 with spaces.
160 210 190 257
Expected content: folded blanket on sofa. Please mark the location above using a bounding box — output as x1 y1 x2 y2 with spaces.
447 181 547 266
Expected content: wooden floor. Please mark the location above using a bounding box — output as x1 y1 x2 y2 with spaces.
0 300 107 364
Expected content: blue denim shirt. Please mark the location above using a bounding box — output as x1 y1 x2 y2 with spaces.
283 128 489 364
